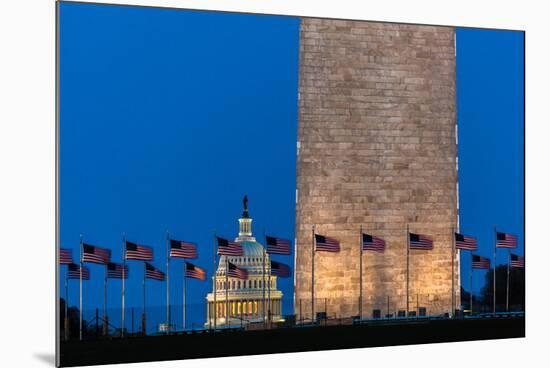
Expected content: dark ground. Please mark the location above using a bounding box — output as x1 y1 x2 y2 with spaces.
60 316 524 367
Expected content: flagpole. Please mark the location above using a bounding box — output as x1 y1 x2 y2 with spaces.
493 226 497 315
311 225 315 323
262 246 266 326
142 263 146 335
79 234 83 341
268 257 272 323
183 262 187 330
451 226 455 318
470 254 473 314
166 231 170 329
266 229 271 324
359 225 363 320
212 233 217 331
406 225 410 317
104 265 107 336
506 249 511 312
225 256 229 327
262 228 267 328
121 233 125 338
65 266 69 340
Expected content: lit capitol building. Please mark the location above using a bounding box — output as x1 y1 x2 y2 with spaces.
205 197 283 327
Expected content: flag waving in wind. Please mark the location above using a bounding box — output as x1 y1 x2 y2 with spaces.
59 248 73 264
315 234 340 252
217 236 243 256
125 241 153 261
107 262 128 279
496 232 517 248
185 262 206 280
82 243 111 264
510 254 525 268
472 255 490 269
270 260 291 277
227 262 248 279
266 235 291 255
455 232 478 250
169 239 198 259
409 233 433 250
145 263 165 281
67 263 89 279
362 233 385 252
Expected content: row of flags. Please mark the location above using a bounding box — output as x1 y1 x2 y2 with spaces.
60 233 293 339
60 235 293 282
60 226 522 334
455 231 518 250
61 230 523 286
471 254 525 269
313 230 521 254
310 228 523 318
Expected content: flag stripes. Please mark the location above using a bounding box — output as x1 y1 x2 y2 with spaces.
496 232 517 248
315 234 340 252
107 262 128 279
409 233 433 250
185 262 206 280
362 233 385 252
82 243 111 264
68 263 90 279
472 255 490 269
227 261 248 280
510 253 525 268
145 263 165 281
217 236 243 256
169 239 198 259
266 235 291 255
455 232 478 250
270 260 291 277
125 241 153 261
60 248 73 264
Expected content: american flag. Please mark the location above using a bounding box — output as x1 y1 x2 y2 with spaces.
270 260 291 277
362 233 385 252
510 253 525 268
227 261 248 280
67 263 89 280
125 241 153 261
107 262 128 279
315 234 340 252
145 263 165 281
409 232 433 250
217 236 243 256
82 243 111 264
59 248 73 264
185 262 206 280
266 235 291 255
455 232 478 251
472 255 490 269
496 232 517 248
169 239 197 259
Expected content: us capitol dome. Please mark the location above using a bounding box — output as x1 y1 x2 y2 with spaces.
205 196 283 327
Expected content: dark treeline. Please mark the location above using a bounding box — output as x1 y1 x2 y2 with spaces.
461 265 525 312
60 299 85 339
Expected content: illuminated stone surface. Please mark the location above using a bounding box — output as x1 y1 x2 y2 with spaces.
294 18 459 319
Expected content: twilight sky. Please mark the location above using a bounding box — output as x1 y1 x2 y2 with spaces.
59 2 523 330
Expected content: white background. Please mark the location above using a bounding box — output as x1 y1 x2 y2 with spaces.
0 0 548 367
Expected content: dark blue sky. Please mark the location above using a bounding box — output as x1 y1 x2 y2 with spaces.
456 28 524 294
59 2 524 330
59 2 300 330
